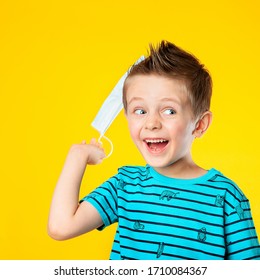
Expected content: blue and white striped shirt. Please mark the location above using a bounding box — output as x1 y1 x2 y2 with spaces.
81 165 260 260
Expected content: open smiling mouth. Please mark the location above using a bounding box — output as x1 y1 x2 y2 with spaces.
144 139 169 153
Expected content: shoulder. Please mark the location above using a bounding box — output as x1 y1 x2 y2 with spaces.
118 165 148 179
118 165 146 175
210 169 248 208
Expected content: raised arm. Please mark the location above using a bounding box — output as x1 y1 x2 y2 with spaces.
48 139 106 241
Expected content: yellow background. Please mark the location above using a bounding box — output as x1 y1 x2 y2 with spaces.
0 0 259 259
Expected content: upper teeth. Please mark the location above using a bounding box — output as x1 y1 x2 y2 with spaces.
145 139 167 143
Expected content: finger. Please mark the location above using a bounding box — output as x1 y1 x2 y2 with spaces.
101 151 106 159
97 153 106 164
81 140 86 144
91 138 103 148
90 138 96 145
97 141 103 148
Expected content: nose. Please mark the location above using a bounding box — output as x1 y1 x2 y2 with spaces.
145 113 162 130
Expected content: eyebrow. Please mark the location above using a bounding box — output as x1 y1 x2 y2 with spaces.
127 97 144 105
160 97 181 105
128 96 181 105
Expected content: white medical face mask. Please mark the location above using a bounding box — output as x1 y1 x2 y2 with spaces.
91 55 145 158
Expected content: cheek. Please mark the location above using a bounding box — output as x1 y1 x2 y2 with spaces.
127 119 140 141
166 122 192 142
166 122 186 137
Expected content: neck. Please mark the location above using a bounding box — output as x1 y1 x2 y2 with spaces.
153 156 207 179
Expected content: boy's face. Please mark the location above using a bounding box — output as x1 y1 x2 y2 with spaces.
125 74 198 173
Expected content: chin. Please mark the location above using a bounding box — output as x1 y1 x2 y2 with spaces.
136 144 174 167
143 156 172 169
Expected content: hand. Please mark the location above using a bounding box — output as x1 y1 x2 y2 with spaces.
69 138 106 165
86 138 106 165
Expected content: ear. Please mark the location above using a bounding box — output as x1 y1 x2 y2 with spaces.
193 111 213 138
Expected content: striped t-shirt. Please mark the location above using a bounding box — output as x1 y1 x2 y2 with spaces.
81 165 260 260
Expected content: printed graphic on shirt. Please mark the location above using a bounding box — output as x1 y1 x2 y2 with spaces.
133 221 145 230
156 242 165 258
118 179 126 191
225 236 232 246
198 227 207 242
160 190 179 201
215 194 224 207
209 174 218 181
235 203 245 220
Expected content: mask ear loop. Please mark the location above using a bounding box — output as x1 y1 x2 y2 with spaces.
98 135 114 159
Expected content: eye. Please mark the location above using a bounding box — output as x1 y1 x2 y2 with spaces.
134 109 146 115
163 108 176 115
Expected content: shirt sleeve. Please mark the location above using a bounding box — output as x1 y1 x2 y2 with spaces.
224 186 260 260
80 173 119 230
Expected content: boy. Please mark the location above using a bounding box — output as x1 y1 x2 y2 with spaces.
48 41 260 260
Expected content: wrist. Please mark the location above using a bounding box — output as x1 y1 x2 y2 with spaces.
68 144 90 165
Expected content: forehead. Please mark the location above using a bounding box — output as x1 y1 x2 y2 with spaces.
125 74 189 104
